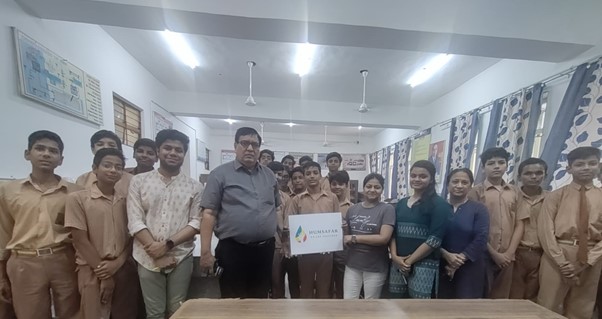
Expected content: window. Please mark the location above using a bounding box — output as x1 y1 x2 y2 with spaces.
113 94 141 147
531 91 548 157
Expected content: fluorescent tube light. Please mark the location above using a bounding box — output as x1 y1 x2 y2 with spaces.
407 54 452 87
294 43 315 77
161 30 199 69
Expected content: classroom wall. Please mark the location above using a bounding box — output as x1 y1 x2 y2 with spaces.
0 0 209 180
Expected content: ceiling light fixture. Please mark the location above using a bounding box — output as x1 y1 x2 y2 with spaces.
161 30 199 69
286 122 296 127
407 54 452 88
245 61 257 106
358 69 369 113
294 43 315 77
358 125 363 130
224 119 236 125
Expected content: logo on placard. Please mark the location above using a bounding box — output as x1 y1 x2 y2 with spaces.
295 226 307 243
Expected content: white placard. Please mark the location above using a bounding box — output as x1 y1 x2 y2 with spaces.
288 213 343 255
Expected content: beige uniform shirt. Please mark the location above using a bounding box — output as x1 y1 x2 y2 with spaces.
284 190 340 230
127 170 203 271
468 180 525 252
275 191 291 250
538 182 602 266
76 170 133 197
65 183 129 265
320 175 351 200
517 187 547 249
0 176 82 260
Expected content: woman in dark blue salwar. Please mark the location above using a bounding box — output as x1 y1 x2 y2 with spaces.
439 168 489 299
389 160 452 299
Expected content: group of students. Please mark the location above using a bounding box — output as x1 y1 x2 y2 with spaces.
0 128 204 319
0 126 600 319
262 146 602 319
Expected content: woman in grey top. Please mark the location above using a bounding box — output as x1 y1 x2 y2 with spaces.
343 173 395 299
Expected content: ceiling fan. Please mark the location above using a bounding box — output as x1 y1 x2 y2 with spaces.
245 61 257 106
322 125 331 147
358 69 369 113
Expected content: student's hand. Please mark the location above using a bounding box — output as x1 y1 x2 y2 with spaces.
444 252 466 269
99 278 115 305
343 235 353 246
94 259 121 280
399 258 412 275
0 280 11 303
491 251 511 268
573 263 589 276
200 252 216 276
155 256 177 269
560 262 576 278
502 251 515 262
445 265 457 279
145 241 168 259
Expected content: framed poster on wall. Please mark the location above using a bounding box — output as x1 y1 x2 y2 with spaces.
221 150 236 164
153 111 172 136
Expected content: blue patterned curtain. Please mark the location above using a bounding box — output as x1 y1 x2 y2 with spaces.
548 58 602 189
475 101 503 183
369 152 378 173
441 110 479 197
495 84 543 184
541 62 595 189
395 139 412 199
390 143 400 199
380 147 391 198
475 85 543 184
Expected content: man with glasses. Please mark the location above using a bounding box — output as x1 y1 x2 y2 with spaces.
200 127 280 298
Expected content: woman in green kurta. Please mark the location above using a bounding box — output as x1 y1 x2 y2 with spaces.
389 160 452 298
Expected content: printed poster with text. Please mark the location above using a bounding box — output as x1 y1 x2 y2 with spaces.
289 213 343 255
410 130 432 165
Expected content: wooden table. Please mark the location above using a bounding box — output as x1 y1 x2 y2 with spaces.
171 299 565 318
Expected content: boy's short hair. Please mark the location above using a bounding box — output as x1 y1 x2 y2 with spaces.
133 138 156 152
329 170 350 185
155 129 190 153
326 152 342 162
235 127 262 145
291 166 304 177
260 149 275 160
28 130 64 153
282 155 295 164
90 130 122 151
518 158 548 175
303 161 321 173
567 146 601 166
298 155 313 164
480 147 510 166
267 161 285 173
93 148 125 167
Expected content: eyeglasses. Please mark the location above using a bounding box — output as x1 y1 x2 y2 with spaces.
237 140 261 149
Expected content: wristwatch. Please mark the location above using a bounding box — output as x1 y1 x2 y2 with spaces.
351 235 357 244
165 239 175 250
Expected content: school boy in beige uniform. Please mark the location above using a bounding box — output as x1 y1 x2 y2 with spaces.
66 148 138 318
468 148 526 299
0 131 81 319
285 161 340 299
537 147 602 319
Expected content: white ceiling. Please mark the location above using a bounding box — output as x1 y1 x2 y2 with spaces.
200 117 384 137
14 0 602 137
